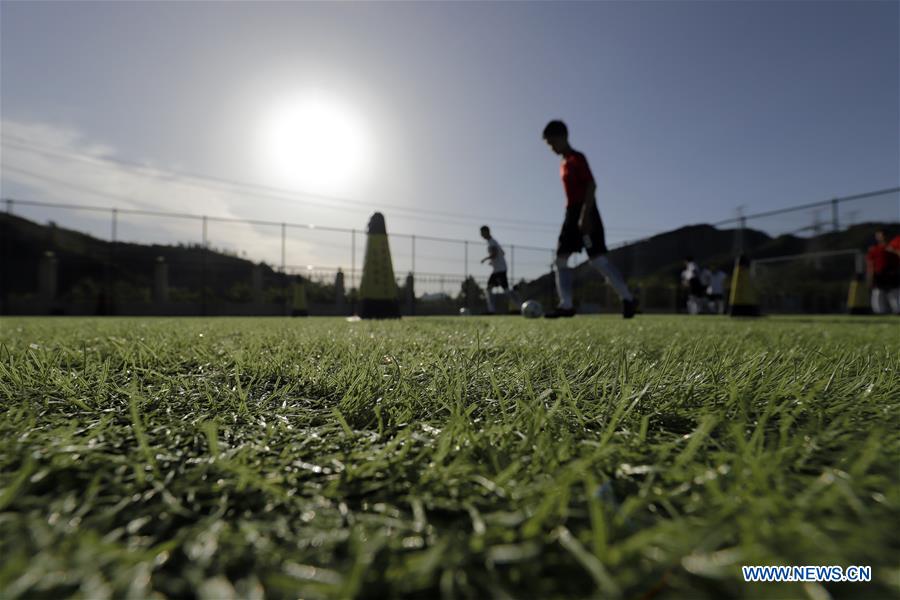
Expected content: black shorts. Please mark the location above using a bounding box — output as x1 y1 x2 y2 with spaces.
487 271 509 289
873 271 900 290
557 202 608 258
688 277 706 297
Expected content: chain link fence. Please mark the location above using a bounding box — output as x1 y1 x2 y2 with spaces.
1 198 553 316
2 187 897 315
678 188 898 313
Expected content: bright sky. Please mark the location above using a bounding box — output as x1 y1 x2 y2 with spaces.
2 1 898 280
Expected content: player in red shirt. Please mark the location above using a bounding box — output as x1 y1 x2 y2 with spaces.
887 233 900 258
866 229 900 314
542 120 637 318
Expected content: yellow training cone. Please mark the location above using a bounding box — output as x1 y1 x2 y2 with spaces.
291 277 308 317
847 274 871 315
728 255 760 317
359 212 400 319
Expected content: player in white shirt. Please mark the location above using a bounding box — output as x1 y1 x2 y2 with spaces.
681 257 704 315
699 267 713 313
479 226 516 314
706 268 728 314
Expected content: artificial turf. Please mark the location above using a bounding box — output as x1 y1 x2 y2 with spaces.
0 315 898 599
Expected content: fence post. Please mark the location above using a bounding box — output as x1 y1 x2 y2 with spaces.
465 241 469 277
280 223 286 273
411 234 416 276
280 223 286 315
405 272 415 315
335 269 346 313
1 200 7 314
734 215 746 256
464 241 469 310
154 256 169 305
201 216 208 316
39 251 58 309
107 208 118 315
831 198 839 232
351 228 356 314
510 244 515 284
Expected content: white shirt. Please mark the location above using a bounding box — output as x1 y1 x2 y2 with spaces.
707 270 727 295
682 262 699 284
487 238 507 273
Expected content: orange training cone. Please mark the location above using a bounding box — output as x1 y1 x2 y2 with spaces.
728 255 760 317
846 273 871 315
359 213 400 319
291 276 309 317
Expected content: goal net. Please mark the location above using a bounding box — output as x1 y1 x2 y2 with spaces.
750 250 862 313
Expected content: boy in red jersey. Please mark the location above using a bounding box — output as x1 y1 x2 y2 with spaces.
867 229 900 314
541 120 637 318
887 232 900 259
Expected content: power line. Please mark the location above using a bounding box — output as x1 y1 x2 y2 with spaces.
2 156 565 236
713 187 899 226
1 134 661 235
0 135 569 233
3 190 559 252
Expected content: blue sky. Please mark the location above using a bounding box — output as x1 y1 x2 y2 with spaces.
1 1 897 279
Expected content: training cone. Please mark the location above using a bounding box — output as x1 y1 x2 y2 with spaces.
359 212 400 319
846 274 871 315
291 277 309 317
728 255 760 317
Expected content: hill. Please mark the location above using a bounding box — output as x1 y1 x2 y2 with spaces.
1 210 894 314
514 222 894 312
0 212 339 315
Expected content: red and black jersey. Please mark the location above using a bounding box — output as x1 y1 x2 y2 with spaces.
867 243 899 274
560 151 595 208
890 235 900 254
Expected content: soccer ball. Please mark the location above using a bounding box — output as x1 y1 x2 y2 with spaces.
459 307 471 316
521 300 543 319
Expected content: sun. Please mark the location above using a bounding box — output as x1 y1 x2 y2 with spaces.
258 90 371 196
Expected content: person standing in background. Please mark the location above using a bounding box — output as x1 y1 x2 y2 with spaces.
706 267 728 315
867 229 900 314
479 225 515 314
682 257 704 315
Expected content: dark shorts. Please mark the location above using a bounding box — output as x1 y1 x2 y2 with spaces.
873 271 900 290
708 293 724 301
688 277 706 297
557 202 608 258
487 271 509 289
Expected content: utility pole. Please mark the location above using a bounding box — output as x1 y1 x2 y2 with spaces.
733 205 746 256
811 209 824 236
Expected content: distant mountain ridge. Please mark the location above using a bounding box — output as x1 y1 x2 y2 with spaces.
1 211 894 314
513 221 895 311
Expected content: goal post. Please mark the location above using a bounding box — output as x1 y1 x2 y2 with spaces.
750 249 862 313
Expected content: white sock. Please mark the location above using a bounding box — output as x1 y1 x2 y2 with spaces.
590 255 634 302
554 257 574 309
872 289 885 314
485 290 495 312
889 289 900 314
